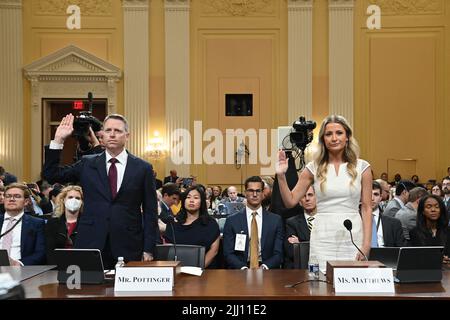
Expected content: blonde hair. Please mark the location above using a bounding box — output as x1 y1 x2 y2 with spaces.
54 185 84 218
315 115 359 192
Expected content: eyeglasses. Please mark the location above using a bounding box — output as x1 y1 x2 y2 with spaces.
5 194 24 199
246 189 262 195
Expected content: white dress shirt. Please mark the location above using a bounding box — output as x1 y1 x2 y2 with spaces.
372 208 385 247
105 149 128 192
0 211 24 261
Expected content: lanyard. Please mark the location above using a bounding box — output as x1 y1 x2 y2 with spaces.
0 216 23 239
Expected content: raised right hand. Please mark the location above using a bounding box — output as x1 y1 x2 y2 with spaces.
275 149 289 175
54 114 74 144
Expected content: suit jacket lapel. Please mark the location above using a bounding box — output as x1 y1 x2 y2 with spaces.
261 210 268 253
20 214 29 254
92 152 111 201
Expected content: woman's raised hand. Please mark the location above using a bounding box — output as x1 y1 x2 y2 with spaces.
275 149 289 175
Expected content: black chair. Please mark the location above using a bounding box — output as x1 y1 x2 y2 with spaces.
293 241 310 269
155 244 206 269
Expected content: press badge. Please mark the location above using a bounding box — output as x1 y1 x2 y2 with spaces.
234 233 246 251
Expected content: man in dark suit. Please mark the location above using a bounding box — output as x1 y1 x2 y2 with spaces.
43 114 158 268
284 186 316 268
158 183 180 231
223 176 284 269
163 170 179 184
0 183 46 266
371 181 405 247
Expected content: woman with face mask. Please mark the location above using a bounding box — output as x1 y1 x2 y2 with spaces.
45 185 83 264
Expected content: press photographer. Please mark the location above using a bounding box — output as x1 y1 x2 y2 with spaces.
73 92 104 161
271 116 316 220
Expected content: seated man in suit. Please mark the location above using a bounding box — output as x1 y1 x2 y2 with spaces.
371 181 405 247
395 186 428 241
158 183 180 232
383 180 416 218
163 170 179 184
223 176 284 270
284 186 316 268
220 186 245 204
0 183 46 266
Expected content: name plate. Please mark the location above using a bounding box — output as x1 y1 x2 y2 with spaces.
114 267 173 292
334 268 395 293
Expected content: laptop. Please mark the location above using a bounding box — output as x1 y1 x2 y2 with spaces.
0 249 10 266
54 249 106 284
368 247 400 270
394 246 444 283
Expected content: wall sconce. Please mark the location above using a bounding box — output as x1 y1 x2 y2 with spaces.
146 131 167 160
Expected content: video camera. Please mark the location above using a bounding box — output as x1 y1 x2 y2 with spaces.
72 92 103 151
290 116 316 150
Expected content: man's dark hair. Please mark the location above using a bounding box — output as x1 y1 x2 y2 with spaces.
395 180 416 196
408 187 428 203
161 183 180 197
372 181 381 192
49 184 63 200
244 176 264 190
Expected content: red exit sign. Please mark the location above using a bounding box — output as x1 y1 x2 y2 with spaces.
73 100 84 110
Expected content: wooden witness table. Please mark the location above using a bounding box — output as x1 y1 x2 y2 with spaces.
20 268 450 300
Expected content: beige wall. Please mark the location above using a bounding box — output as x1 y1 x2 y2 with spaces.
10 0 450 184
22 0 124 181
354 0 450 182
190 0 287 189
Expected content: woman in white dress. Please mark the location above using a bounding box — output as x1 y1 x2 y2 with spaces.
276 115 373 270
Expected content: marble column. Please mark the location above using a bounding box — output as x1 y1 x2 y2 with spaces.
122 0 150 158
0 0 23 179
288 0 314 123
164 0 190 177
328 0 355 126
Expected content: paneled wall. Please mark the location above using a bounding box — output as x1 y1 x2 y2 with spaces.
354 0 450 182
21 0 124 180
190 0 288 189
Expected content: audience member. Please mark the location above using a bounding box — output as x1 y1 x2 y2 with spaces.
163 170 179 184
0 183 45 265
158 183 181 231
223 176 283 270
45 185 83 264
383 180 416 218
163 186 220 268
410 195 450 262
284 186 316 268
395 187 429 241
431 183 444 198
370 181 405 247
220 186 245 203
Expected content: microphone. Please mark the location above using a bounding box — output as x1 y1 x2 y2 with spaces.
343 219 367 261
87 92 93 113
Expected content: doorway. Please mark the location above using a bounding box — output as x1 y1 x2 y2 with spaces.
43 99 107 166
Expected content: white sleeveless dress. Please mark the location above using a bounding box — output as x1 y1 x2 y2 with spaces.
305 159 371 271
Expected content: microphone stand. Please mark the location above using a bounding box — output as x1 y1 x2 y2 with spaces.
347 229 368 261
168 219 177 262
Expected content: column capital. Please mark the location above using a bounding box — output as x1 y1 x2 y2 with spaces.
328 0 354 9
122 0 149 11
0 0 22 9
165 0 189 11
287 0 313 9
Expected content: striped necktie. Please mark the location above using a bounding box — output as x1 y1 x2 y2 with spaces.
307 216 314 232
